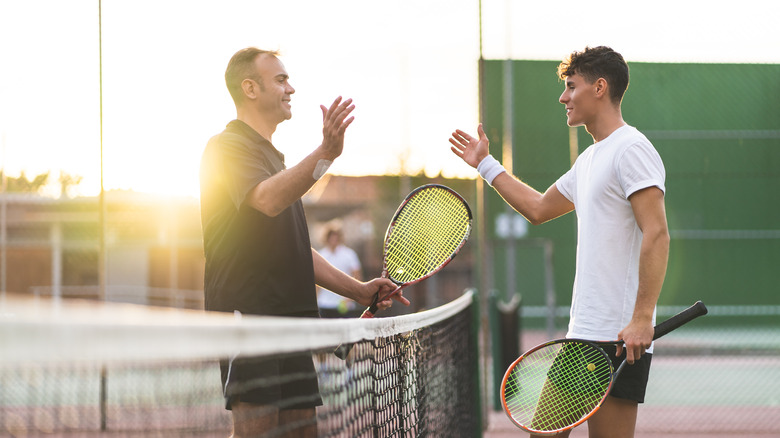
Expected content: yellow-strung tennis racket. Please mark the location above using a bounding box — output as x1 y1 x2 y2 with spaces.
334 184 472 359
501 301 708 435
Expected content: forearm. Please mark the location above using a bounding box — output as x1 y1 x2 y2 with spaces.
632 226 670 324
491 172 545 224
312 249 361 301
491 172 574 226
247 148 331 217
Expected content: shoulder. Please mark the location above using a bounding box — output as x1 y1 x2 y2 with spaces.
207 121 259 151
607 125 650 151
610 126 662 165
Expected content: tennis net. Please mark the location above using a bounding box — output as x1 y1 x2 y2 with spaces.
0 290 480 437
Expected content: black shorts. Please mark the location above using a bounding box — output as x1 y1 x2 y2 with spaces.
219 310 323 411
546 342 652 404
220 351 323 411
600 344 652 403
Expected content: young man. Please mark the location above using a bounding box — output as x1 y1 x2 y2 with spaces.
200 48 409 438
449 46 669 437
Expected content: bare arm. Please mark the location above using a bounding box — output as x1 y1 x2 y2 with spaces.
449 123 574 224
247 97 354 217
618 186 670 363
312 249 410 310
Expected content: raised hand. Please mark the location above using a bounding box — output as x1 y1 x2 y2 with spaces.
449 123 491 168
319 96 355 160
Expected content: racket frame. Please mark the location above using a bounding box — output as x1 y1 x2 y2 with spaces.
501 300 708 435
333 184 472 359
363 183 472 317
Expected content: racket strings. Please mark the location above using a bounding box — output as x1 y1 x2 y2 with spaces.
385 187 470 284
503 342 612 433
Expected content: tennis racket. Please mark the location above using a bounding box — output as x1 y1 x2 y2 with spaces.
333 184 472 359
501 300 708 435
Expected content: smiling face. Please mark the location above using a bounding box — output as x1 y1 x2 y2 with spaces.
558 73 599 128
251 53 296 124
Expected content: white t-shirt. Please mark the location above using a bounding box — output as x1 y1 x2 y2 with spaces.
555 125 665 350
318 244 362 310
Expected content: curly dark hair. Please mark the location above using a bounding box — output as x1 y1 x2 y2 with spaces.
557 46 629 104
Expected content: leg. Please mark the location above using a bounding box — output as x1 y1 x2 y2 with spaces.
586 395 638 438
278 408 317 438
231 403 317 438
231 401 278 438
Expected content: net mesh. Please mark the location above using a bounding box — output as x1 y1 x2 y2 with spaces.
0 291 479 437
384 186 471 284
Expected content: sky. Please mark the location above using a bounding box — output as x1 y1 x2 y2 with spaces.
0 0 778 198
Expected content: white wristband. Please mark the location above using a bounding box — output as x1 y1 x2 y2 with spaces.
476 155 506 186
312 159 332 180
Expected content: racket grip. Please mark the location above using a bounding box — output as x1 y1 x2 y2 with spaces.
334 343 352 360
333 307 376 360
653 301 708 340
333 287 400 360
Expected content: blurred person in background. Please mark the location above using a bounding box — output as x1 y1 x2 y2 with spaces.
317 220 363 318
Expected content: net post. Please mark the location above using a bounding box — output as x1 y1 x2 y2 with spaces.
100 365 107 431
488 289 502 410
497 292 521 375
468 288 485 437
490 290 521 412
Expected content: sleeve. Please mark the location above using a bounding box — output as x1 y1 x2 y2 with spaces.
555 166 576 203
618 141 666 198
209 133 274 210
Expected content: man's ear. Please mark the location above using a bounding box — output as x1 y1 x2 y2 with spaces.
241 78 258 100
594 77 608 99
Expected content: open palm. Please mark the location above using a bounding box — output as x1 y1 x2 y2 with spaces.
448 123 490 168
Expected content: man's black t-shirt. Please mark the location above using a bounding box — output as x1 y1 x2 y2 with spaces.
200 120 317 316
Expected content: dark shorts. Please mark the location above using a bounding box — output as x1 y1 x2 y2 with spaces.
546 342 652 405
601 344 652 403
220 351 323 410
219 310 323 411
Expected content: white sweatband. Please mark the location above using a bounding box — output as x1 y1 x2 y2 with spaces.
476 155 506 186
312 159 332 180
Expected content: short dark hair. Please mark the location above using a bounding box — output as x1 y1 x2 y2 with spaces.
557 46 629 104
225 47 280 105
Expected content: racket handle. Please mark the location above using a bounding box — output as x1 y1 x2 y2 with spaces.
333 307 376 360
333 286 402 360
365 285 402 316
653 300 708 340
333 343 352 360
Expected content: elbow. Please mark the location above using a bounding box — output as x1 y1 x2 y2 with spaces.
525 214 546 226
247 193 285 217
646 226 671 249
524 208 551 226
256 202 284 217
526 217 544 226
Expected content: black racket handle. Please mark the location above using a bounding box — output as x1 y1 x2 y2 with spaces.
334 343 352 360
653 300 708 340
333 298 385 360
366 285 402 316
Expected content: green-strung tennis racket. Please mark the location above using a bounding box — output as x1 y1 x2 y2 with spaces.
333 184 472 360
501 301 708 435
